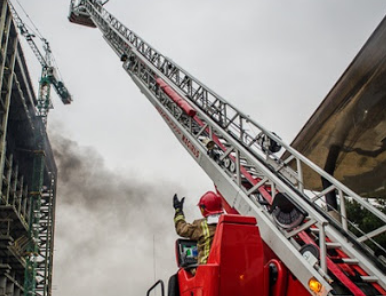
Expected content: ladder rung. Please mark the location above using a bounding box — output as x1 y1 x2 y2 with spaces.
341 258 359 264
326 242 341 249
310 227 319 233
241 164 256 169
360 276 378 283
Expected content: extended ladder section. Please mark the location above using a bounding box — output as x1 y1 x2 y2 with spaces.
69 1 386 295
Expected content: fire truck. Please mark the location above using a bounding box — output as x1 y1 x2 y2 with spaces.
68 1 386 295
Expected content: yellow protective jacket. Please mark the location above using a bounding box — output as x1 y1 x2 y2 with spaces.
174 212 217 265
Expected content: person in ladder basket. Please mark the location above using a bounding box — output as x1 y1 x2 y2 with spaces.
173 191 224 265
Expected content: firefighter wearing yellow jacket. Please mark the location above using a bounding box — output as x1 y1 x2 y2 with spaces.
173 191 224 265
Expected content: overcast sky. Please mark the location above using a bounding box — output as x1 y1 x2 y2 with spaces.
12 1 386 295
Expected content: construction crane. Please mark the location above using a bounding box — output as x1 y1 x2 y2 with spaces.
68 1 386 296
8 0 71 124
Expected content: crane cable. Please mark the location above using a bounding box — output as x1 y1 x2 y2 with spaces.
13 0 44 40
11 0 65 81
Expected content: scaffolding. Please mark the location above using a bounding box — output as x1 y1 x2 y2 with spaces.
0 1 57 295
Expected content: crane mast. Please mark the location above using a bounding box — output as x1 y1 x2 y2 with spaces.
69 1 386 295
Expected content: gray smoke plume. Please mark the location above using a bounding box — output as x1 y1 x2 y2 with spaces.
50 134 180 296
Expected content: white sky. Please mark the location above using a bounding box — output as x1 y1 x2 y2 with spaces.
12 1 386 295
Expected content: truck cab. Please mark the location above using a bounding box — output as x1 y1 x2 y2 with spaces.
170 214 296 296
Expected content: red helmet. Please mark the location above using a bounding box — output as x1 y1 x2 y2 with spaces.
197 191 223 217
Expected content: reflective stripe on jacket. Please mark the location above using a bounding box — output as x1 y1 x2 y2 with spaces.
174 213 217 264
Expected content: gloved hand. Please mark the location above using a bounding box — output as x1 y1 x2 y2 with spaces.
173 194 185 213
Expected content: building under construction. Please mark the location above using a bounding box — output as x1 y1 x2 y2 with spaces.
0 0 57 295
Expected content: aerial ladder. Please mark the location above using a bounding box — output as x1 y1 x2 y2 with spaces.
68 1 386 295
8 0 72 124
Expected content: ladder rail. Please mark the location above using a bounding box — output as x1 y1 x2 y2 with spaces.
127 69 334 296
73 1 386 294
127 57 382 296
85 0 386 227
324 224 386 289
88 0 386 252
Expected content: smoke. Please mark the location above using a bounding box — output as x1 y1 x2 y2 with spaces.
50 133 180 296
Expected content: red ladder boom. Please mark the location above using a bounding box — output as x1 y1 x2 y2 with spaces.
68 1 386 295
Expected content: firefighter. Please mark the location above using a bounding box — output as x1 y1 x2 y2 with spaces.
173 191 223 265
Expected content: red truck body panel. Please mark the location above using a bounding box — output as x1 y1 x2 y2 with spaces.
177 214 310 296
